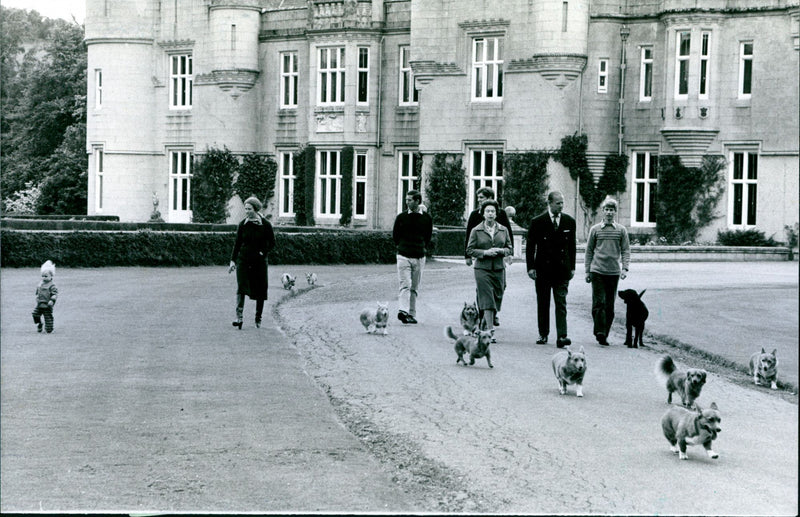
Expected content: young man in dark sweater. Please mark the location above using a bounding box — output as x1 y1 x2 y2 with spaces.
392 190 433 324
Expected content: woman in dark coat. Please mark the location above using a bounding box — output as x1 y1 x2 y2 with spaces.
228 196 275 329
466 199 513 339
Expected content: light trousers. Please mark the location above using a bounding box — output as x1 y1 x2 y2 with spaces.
397 255 425 316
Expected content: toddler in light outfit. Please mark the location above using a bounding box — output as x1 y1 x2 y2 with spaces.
32 260 58 333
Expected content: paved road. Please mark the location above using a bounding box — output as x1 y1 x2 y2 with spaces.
1 262 797 514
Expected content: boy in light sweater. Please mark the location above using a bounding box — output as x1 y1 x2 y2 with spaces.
32 260 59 333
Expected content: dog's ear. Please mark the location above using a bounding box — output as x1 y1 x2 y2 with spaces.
639 289 646 298
578 345 585 354
699 371 707 383
709 402 718 411
761 347 766 354
771 348 777 356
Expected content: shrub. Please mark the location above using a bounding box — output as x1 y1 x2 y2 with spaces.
3 181 41 214
236 153 277 206
717 228 779 247
553 133 602 215
192 146 237 223
597 154 628 198
502 151 549 227
656 155 725 243
293 145 316 226
340 146 354 226
426 153 466 226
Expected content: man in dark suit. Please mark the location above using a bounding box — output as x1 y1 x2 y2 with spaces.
526 191 576 347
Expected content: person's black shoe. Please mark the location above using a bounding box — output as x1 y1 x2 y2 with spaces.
536 335 548 345
255 318 261 328
493 315 500 326
232 319 243 329
405 314 418 324
557 336 571 348
397 311 408 324
596 332 608 346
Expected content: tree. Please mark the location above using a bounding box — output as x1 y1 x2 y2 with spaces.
191 147 237 223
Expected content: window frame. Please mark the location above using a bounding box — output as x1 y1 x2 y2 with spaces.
357 46 369 105
280 51 298 108
468 149 504 213
316 149 342 218
94 148 104 211
94 69 103 109
399 45 419 106
354 151 368 219
630 150 658 227
738 41 753 99
168 149 193 222
699 31 710 99
169 53 193 110
278 151 295 217
639 47 653 101
471 36 504 102
317 46 346 106
674 31 690 99
597 58 609 94
397 150 421 212
728 150 758 227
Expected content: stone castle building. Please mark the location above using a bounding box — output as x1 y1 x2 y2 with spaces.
85 0 799 241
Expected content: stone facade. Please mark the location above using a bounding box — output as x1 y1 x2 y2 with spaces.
86 0 799 242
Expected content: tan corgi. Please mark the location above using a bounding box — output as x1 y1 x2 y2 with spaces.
281 273 296 290
655 355 706 408
749 348 778 390
445 326 493 368
360 302 389 335
306 272 318 286
552 346 587 397
459 301 480 335
661 402 721 460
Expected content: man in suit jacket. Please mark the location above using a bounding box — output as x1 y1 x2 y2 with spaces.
526 191 577 347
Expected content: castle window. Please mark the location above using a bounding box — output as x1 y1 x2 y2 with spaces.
738 42 753 98
472 36 503 101
597 59 608 94
357 47 369 105
399 46 419 105
639 47 653 101
168 150 193 221
631 151 658 227
699 32 710 99
397 151 421 211
94 148 104 211
280 52 298 108
94 69 103 109
318 47 345 105
469 150 504 211
316 149 342 217
169 54 193 109
675 31 690 98
354 151 367 218
279 151 295 217
729 151 758 226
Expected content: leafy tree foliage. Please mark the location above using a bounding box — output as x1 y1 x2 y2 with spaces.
1 7 87 214
235 153 277 206
191 147 237 223
502 152 550 227
425 153 466 226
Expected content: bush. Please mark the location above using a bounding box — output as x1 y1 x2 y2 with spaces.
340 146 354 226
426 154 466 226
192 147 237 223
3 181 41 214
235 153 277 206
553 133 601 214
293 146 316 226
502 152 549 227
430 228 467 256
716 229 780 247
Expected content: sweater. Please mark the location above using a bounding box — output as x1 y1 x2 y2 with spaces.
585 221 631 275
35 281 58 308
392 210 433 259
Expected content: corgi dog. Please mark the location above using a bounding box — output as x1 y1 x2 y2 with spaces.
360 302 389 335
749 348 778 390
552 346 587 397
655 355 706 408
618 289 649 348
460 301 481 335
281 273 296 290
306 272 318 286
445 326 493 368
661 402 721 460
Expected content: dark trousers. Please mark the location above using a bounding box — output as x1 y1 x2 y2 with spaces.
535 276 569 338
591 273 619 336
32 306 54 332
236 294 264 321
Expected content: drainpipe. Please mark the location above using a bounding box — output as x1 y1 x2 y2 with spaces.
373 35 385 228
618 25 630 155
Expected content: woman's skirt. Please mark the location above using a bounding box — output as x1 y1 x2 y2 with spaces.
474 268 504 312
236 255 269 300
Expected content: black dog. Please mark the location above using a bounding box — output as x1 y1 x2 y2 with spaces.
618 289 648 348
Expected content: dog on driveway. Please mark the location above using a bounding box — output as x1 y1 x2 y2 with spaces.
618 289 648 348
661 402 721 460
552 346 587 397
445 326 493 368
281 273 296 290
749 348 779 390
360 302 389 335
459 301 480 335
655 355 707 408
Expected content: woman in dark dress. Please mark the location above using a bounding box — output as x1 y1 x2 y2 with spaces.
228 197 275 329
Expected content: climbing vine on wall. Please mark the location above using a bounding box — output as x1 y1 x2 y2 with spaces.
502 151 550 226
340 146 354 226
425 153 467 226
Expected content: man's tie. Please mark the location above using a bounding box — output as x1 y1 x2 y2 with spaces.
553 215 558 230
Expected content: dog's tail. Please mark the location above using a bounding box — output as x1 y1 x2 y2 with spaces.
444 325 459 341
654 355 676 386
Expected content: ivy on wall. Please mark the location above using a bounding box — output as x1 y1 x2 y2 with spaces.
426 153 466 226
502 151 550 226
191 146 237 224
340 146 354 226
597 153 628 197
293 145 316 226
656 155 725 243
235 153 277 207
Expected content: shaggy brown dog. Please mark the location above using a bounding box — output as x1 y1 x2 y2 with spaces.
655 355 707 408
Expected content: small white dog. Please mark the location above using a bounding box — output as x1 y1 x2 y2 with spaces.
306 272 318 286
281 273 296 290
